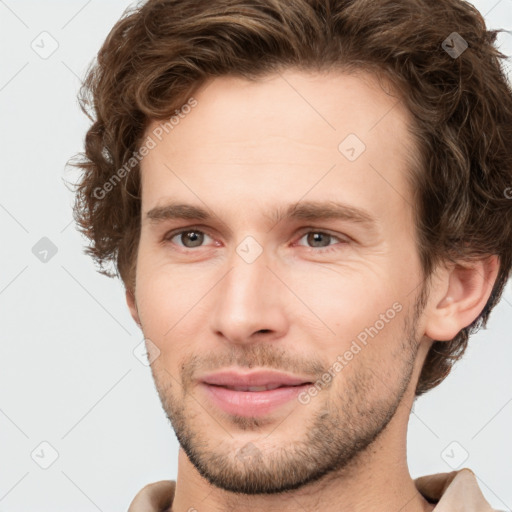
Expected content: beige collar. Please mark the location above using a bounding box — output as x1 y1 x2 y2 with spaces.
414 467 497 512
128 467 498 512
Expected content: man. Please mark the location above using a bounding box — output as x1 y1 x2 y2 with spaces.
71 0 512 510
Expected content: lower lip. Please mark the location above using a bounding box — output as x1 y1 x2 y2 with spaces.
200 382 311 417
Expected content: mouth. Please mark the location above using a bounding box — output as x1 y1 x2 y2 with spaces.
207 383 309 392
198 369 314 417
200 380 313 417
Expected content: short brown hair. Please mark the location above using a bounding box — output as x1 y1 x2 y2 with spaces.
69 0 512 397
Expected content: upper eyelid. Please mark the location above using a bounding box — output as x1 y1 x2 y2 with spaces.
163 225 215 241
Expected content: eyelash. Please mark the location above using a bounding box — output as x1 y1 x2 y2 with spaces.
162 226 349 253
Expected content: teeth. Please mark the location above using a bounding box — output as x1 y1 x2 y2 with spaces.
228 384 282 392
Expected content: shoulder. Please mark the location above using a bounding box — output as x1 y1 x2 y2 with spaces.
414 468 504 511
128 480 176 512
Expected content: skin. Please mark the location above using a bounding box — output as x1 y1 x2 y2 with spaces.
126 69 499 512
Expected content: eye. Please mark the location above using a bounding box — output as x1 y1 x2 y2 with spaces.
163 227 349 252
295 231 348 251
165 229 214 248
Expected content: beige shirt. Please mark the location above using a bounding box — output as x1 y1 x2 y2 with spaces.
128 467 502 512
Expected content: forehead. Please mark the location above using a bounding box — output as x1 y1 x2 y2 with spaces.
144 68 413 148
140 69 417 229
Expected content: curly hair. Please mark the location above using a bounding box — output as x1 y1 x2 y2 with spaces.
69 0 512 397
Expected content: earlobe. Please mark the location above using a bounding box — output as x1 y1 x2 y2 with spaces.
125 288 142 327
424 255 499 341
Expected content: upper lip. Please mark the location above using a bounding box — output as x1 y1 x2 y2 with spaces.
200 370 313 388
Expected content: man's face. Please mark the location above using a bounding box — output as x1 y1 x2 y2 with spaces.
130 70 430 494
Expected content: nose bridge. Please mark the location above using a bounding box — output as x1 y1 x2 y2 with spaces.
221 246 272 317
209 242 286 343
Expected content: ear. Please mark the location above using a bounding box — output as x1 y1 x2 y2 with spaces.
424 255 500 341
125 288 142 328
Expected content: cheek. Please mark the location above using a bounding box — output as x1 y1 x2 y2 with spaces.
286 264 396 331
134 249 217 369
134 248 188 339
282 264 410 374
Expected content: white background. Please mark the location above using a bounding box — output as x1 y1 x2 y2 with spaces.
0 1 511 510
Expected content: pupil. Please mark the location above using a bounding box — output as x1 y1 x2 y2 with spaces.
183 231 203 247
308 232 330 247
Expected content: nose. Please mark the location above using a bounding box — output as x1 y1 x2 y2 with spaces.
209 247 289 346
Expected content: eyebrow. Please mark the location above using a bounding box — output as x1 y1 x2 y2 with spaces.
146 200 378 233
